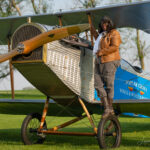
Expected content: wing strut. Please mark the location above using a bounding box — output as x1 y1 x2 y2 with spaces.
58 15 63 27
87 13 94 46
8 39 15 99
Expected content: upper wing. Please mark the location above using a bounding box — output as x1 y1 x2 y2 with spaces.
0 1 150 44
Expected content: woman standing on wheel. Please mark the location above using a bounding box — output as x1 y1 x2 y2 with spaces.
91 16 122 119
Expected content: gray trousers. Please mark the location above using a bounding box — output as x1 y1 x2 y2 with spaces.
94 57 120 99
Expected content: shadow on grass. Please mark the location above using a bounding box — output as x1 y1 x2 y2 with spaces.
120 121 150 133
0 129 21 144
0 125 150 148
121 138 150 148
0 128 98 146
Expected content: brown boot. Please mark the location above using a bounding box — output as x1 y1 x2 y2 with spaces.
108 98 115 115
101 97 111 119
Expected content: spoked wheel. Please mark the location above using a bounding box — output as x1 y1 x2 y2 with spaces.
97 115 121 149
21 113 47 145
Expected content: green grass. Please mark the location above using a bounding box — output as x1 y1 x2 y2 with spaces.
0 114 150 150
0 89 45 99
0 90 150 149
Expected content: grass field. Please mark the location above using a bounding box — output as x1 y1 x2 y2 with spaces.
0 89 45 99
0 90 150 150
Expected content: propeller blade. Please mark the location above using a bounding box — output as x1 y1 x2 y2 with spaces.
0 24 89 63
0 48 19 63
22 24 89 54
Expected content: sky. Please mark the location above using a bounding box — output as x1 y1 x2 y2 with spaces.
0 0 150 90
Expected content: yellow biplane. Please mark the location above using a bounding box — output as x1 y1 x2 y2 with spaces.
0 1 150 149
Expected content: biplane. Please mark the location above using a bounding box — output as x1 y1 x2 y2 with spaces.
0 1 150 149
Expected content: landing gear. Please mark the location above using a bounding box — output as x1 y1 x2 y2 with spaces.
97 115 121 149
21 113 47 145
21 97 122 149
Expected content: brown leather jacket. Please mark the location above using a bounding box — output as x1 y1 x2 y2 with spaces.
94 29 122 63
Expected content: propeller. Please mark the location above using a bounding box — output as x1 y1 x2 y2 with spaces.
0 24 89 63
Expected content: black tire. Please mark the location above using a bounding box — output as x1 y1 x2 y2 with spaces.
21 113 47 145
97 115 121 149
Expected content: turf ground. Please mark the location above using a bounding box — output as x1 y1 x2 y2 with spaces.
0 90 150 150
0 89 45 100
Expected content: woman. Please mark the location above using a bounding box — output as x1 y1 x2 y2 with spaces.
91 16 122 118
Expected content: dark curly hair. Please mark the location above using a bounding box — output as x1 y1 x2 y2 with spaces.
98 16 115 33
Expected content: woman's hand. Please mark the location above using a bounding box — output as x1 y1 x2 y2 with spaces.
96 50 102 57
